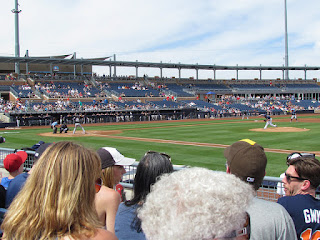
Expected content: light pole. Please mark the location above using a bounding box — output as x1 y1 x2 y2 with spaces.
12 0 21 74
284 0 289 80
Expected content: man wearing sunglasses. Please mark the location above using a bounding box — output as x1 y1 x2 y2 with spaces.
225 139 297 240
277 156 320 240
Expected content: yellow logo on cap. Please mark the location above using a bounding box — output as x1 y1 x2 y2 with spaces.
240 139 256 145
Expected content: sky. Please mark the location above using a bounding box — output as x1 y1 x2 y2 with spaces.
1 0 320 80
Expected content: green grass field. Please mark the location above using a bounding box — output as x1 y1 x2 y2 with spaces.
1 114 319 177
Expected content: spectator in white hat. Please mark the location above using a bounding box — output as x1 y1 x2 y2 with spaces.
95 147 135 234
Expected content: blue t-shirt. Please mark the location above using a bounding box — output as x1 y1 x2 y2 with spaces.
278 194 320 239
115 203 146 240
5 172 29 208
0 177 12 190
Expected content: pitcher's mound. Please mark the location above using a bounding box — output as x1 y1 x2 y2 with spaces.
250 127 309 132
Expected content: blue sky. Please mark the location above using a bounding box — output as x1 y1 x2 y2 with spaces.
1 0 320 79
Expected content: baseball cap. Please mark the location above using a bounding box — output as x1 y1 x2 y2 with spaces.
4 151 28 172
34 143 52 160
97 147 135 169
224 139 267 190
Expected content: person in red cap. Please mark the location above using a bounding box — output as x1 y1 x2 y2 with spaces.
1 151 28 190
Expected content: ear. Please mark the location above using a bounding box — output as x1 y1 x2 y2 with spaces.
301 179 311 191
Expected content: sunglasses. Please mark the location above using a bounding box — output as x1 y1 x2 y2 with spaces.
285 172 308 183
95 178 103 193
145 150 171 161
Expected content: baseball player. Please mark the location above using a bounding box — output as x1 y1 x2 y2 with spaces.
263 113 277 129
73 115 86 134
59 122 69 134
290 108 298 122
51 120 58 134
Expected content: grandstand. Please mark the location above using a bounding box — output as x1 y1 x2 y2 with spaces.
0 56 319 127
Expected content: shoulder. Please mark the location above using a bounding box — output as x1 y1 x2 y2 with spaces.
95 186 120 206
250 198 288 213
93 228 117 240
9 172 28 185
277 194 314 208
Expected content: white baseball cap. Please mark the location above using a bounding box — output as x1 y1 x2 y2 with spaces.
97 147 135 169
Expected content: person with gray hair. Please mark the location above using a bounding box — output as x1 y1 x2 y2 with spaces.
138 167 254 240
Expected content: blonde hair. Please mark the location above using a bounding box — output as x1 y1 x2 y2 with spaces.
101 166 115 189
1 141 102 240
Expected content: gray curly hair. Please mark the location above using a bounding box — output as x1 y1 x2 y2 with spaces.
138 167 254 240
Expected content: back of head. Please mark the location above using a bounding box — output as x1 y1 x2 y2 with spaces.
138 167 254 240
289 156 320 190
130 151 174 204
224 139 267 190
2 141 102 239
97 146 135 188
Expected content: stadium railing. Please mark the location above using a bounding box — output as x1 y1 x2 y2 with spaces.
0 148 318 202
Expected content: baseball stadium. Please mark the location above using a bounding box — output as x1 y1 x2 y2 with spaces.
1 1 320 239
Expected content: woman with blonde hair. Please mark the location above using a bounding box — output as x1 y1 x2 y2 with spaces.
1 141 117 240
95 147 135 233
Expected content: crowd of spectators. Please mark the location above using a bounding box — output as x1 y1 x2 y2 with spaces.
0 138 319 239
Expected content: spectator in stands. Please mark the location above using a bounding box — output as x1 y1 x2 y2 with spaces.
224 139 297 240
138 167 254 240
1 151 28 190
0 185 6 208
5 143 51 208
95 147 135 233
276 152 315 197
1 141 117 240
277 156 320 239
115 151 173 240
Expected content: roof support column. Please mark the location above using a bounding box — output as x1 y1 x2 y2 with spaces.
260 64 262 80
304 64 307 80
113 54 116 78
236 64 239 80
25 50 29 75
73 52 76 78
109 59 112 78
136 60 138 80
50 56 53 76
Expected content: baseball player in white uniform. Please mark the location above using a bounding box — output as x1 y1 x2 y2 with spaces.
73 115 86 134
263 114 277 129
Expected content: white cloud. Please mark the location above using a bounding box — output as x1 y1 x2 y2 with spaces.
1 0 320 79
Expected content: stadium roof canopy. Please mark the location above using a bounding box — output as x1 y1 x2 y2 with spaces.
0 56 319 72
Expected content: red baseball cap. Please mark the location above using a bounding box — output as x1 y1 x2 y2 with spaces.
3 151 28 172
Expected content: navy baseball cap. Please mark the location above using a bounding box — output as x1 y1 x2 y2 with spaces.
34 143 52 160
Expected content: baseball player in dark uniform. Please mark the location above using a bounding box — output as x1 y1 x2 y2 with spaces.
59 122 69 133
